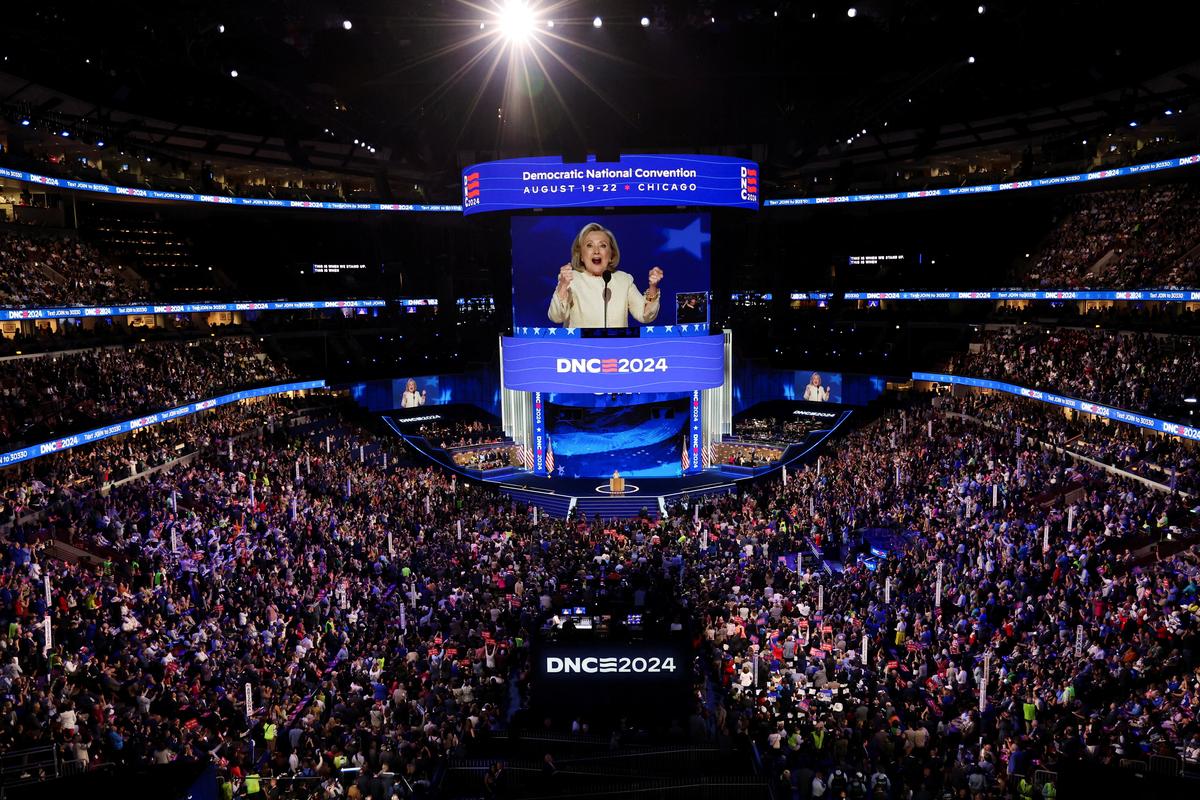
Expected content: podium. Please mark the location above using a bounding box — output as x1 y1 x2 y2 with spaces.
609 473 626 494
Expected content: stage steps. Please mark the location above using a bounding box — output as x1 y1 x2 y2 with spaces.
502 488 574 519
575 495 660 520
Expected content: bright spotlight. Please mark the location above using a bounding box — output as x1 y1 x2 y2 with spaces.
499 2 536 42
217 24 225 34
546 20 554 28
977 4 986 13
968 56 976 63
847 7 857 17
229 69 238 78
641 16 650 27
593 16 603 28
342 20 352 31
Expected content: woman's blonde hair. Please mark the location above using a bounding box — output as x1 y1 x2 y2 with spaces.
570 222 620 273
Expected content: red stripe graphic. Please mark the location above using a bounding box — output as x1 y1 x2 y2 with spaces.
464 172 479 181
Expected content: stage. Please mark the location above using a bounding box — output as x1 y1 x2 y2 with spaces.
383 406 852 518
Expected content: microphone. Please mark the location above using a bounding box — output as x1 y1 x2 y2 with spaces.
602 271 612 328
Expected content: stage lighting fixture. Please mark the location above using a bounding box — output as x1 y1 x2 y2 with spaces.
218 23 225 33
19 118 29 126
342 20 352 30
96 140 104 147
641 16 650 27
593 16 603 28
968 56 975 63
1185 397 1198 404
230 69 239 78
499 1 536 42
61 130 70 137
978 4 986 13
847 7 857 17
546 20 554 28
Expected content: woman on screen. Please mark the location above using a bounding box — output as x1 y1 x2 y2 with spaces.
803 372 830 403
547 222 663 328
400 378 426 408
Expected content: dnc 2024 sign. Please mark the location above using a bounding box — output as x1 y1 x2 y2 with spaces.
462 155 759 215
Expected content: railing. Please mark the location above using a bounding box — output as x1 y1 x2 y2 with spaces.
0 745 59 787
1150 754 1182 777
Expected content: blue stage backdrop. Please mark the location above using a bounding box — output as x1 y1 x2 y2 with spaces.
512 213 711 331
546 394 690 478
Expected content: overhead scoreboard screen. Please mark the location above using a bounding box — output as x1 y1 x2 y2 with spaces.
462 154 759 214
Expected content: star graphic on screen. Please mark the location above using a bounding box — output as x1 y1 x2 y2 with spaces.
557 466 565 476
665 325 674 333
566 328 576 335
645 326 655 334
533 327 542 335
547 328 557 335
660 218 711 259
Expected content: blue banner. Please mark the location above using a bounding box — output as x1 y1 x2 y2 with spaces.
688 389 703 474
0 380 326 468
767 154 1200 207
463 155 759 215
533 391 547 475
501 335 726 393
0 166 459 213
845 290 1200 302
0 299 386 321
912 372 1200 442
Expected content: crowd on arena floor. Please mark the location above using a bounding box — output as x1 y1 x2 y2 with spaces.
947 326 1200 424
0 393 1195 800
693 403 1199 799
0 338 292 448
0 231 144 308
1023 184 1200 288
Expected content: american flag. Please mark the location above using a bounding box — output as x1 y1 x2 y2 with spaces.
702 441 713 469
522 445 533 471
545 435 554 475
681 436 690 472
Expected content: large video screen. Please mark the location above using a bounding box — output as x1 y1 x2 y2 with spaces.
511 213 711 332
547 394 689 478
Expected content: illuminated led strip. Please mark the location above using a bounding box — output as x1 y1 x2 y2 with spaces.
0 299 386 321
845 290 1200 302
767 154 1200 206
0 166 460 212
913 372 1199 441
0 379 327 468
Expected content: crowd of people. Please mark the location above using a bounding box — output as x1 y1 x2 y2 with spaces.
0 390 1194 800
691 401 1199 799
1023 184 1200 288
734 415 833 446
714 441 785 468
947 325 1200 424
950 392 1199 497
0 399 293 531
409 421 506 450
0 338 292 448
0 231 144 308
449 445 520 472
